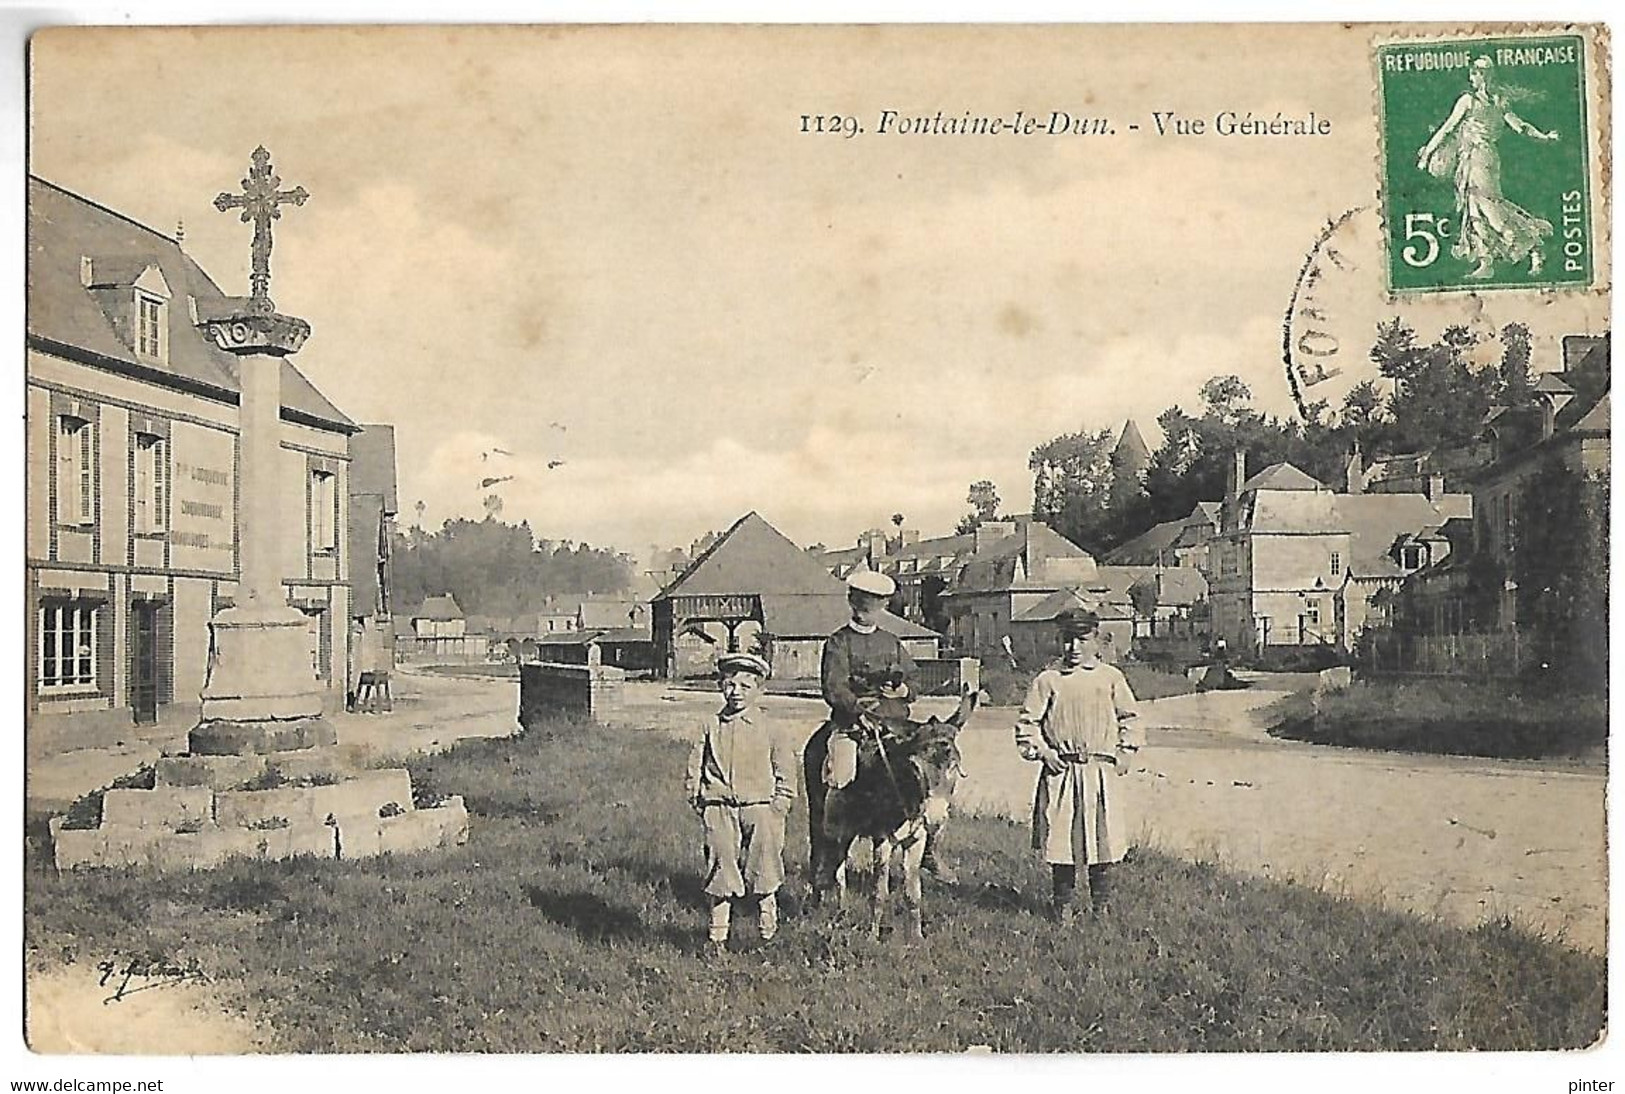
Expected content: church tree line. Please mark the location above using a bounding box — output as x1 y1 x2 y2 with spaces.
392 518 635 620
1015 320 1543 557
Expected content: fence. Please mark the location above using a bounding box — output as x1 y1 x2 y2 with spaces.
1358 628 1525 681
395 634 492 665
913 657 981 697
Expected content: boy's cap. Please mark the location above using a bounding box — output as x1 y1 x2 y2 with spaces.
1056 609 1100 638
716 651 771 678
847 570 896 598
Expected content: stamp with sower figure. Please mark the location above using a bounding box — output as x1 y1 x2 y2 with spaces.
1378 33 1593 294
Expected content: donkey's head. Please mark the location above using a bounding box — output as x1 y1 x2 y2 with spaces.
907 717 966 828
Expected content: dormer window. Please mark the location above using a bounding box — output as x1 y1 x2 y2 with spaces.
136 294 165 360
83 258 172 364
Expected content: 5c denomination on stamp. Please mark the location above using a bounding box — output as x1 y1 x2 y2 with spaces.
1378 33 1592 294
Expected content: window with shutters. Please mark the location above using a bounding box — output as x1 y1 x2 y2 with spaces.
56 415 95 527
310 469 337 553
133 432 167 534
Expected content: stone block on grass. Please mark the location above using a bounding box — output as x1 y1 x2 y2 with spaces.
334 818 384 860
51 820 109 870
309 770 414 822
154 754 267 790
101 786 214 829
216 787 315 828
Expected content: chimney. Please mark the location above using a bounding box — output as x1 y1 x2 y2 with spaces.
860 528 887 564
79 256 93 288
973 520 1016 554
1228 449 1247 499
902 528 920 547
1344 444 1364 495
1425 473 1446 500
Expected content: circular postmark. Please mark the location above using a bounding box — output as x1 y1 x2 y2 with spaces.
1283 206 1520 421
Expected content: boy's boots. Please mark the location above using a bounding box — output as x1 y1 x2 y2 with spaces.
708 899 731 954
1088 864 1112 913
758 893 779 943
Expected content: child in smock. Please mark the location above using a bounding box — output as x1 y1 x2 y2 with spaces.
1013 609 1142 920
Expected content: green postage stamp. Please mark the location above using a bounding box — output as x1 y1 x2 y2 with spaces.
1378 33 1592 294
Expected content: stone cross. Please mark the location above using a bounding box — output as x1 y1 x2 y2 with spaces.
214 146 308 314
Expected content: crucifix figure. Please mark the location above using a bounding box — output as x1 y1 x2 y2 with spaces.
214 145 308 313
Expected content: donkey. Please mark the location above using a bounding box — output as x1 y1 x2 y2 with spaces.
818 688 978 939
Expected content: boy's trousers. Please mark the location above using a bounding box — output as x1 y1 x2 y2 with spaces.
701 802 786 898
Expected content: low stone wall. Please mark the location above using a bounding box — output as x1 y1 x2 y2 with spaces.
518 662 626 727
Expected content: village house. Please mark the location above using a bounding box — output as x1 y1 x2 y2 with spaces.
1106 501 1221 573
1008 587 1135 664
1207 453 1470 652
1090 565 1210 639
26 177 362 749
818 529 977 634
411 594 466 638
941 518 1100 654
653 511 939 680
346 423 397 699
1397 334 1609 655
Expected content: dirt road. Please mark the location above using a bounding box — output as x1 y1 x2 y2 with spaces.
630 681 1607 954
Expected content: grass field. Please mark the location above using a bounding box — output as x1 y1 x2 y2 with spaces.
25 715 1604 1053
1270 680 1608 761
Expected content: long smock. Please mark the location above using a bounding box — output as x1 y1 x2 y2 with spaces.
1014 663 1142 867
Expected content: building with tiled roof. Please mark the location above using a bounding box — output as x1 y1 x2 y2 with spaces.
940 519 1099 654
1399 338 1610 658
654 512 940 679
1208 452 1470 651
26 176 361 748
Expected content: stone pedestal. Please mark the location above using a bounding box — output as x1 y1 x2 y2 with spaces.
190 305 331 755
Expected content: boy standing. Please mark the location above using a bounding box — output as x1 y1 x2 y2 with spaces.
685 651 797 953
1014 610 1142 921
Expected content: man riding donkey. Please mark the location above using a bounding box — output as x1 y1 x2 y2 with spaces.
805 570 956 904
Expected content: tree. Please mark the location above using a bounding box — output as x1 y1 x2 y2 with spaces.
1371 319 1501 452
391 517 634 619
1199 375 1253 425
1498 322 1533 405
1341 380 1385 429
956 480 1002 533
1029 429 1115 551
1514 466 1609 693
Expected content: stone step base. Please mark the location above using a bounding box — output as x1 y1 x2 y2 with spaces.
51 797 468 871
188 717 338 756
154 746 377 791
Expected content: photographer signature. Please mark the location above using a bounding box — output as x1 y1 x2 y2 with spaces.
96 953 207 1003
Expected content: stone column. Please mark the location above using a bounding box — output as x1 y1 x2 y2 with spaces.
191 308 336 755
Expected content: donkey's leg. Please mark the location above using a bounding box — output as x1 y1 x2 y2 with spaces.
901 830 928 940
870 838 893 939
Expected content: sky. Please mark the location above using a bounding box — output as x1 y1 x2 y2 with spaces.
28 23 1611 562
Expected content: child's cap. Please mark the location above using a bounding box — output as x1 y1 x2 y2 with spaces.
1056 609 1101 638
847 570 896 598
716 651 771 678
